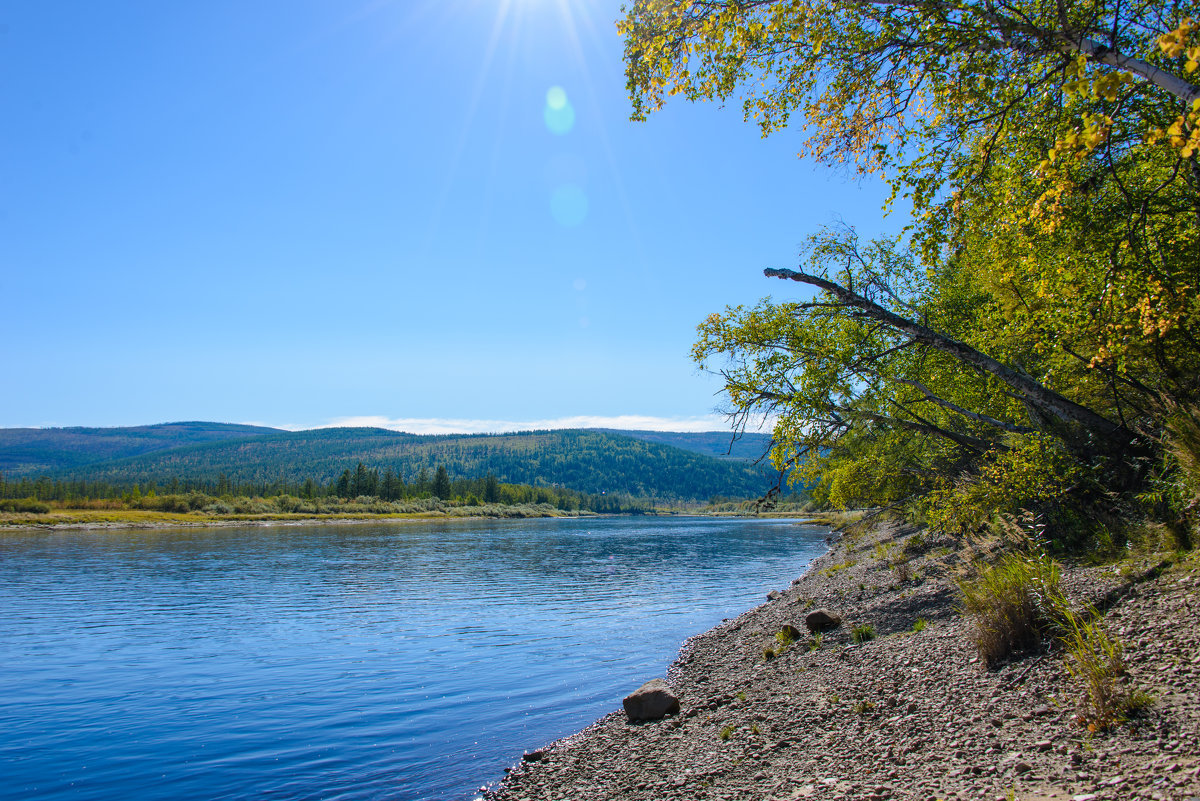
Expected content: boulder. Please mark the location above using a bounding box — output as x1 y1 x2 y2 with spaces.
767 590 783 601
622 678 680 722
805 608 843 632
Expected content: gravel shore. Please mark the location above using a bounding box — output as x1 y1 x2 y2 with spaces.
485 520 1200 801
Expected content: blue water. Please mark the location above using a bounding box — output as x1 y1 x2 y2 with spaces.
0 516 827 801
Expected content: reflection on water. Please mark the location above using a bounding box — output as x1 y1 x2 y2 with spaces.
0 516 827 801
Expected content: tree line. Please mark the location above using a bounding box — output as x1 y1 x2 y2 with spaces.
0 464 654 514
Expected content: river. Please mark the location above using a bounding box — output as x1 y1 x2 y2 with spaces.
0 516 827 800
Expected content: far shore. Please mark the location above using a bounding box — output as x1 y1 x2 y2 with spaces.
0 508 834 533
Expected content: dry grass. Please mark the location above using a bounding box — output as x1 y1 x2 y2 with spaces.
956 552 1062 667
1057 601 1153 731
956 529 1151 730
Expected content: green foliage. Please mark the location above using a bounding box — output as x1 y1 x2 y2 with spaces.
623 0 1200 544
912 618 928 633
921 436 1086 537
718 724 735 741
0 498 50 513
431 465 451 500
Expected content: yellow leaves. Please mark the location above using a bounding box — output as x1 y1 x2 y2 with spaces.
1088 345 1111 369
1154 103 1200 157
1030 113 1113 230
1131 279 1193 339
1158 18 1197 59
1065 70 1133 101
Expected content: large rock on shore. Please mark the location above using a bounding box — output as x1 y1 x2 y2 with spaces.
805 607 843 632
622 678 680 722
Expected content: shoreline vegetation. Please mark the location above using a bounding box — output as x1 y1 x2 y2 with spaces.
0 457 808 532
485 515 1200 801
0 498 820 532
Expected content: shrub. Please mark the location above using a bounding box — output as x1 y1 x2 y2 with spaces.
0 498 50 513
958 542 1150 730
956 551 1062 667
273 495 303 513
923 435 1084 537
134 494 192 513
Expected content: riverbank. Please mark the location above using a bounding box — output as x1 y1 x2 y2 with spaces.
0 508 820 533
485 519 1200 800
0 507 594 532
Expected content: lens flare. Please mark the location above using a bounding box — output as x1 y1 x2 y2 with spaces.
543 85 575 134
550 184 588 227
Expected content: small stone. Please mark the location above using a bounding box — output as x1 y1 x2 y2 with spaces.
1034 740 1053 752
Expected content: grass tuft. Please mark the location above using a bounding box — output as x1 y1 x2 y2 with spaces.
1059 605 1153 731
956 551 1061 666
850 623 876 643
957 538 1150 731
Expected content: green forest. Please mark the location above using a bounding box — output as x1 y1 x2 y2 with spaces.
0 425 775 508
621 0 1200 551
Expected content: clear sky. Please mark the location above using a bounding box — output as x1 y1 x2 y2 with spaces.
2 0 895 433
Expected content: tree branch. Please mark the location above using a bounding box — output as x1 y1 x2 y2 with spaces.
764 267 1134 447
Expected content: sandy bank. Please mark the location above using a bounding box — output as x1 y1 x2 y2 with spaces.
485 521 1200 800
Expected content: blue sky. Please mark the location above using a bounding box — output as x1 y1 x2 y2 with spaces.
2 0 894 433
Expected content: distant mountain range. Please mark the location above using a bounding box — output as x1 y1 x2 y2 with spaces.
0 422 776 501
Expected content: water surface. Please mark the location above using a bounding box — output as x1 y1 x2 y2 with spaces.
0 516 827 800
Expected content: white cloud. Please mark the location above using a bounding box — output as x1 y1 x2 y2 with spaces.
296 414 737 435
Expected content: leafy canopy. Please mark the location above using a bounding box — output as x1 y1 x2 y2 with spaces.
622 0 1200 540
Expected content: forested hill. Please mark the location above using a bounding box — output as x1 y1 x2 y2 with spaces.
2 426 774 501
0 422 283 477
598 430 772 461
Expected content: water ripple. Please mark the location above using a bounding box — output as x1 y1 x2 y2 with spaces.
0 516 826 801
